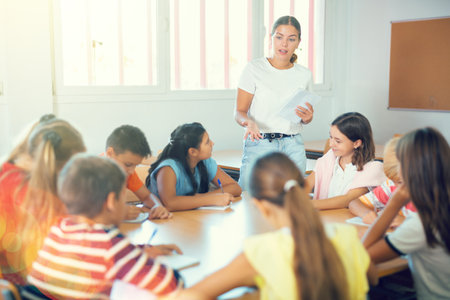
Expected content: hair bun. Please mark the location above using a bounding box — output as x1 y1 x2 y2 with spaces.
290 53 298 64
44 131 62 147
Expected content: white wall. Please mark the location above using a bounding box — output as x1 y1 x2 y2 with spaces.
342 0 450 143
0 0 449 158
55 99 242 154
0 0 53 158
0 0 9 157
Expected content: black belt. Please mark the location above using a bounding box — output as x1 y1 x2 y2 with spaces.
262 133 297 141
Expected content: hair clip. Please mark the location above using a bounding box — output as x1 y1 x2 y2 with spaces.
44 131 62 148
283 179 298 192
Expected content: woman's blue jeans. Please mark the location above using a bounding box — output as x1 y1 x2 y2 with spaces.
238 134 306 190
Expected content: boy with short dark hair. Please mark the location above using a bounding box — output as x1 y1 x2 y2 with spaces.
28 154 182 299
105 125 171 219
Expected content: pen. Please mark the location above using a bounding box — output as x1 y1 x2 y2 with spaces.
148 228 158 245
217 179 224 193
218 179 232 208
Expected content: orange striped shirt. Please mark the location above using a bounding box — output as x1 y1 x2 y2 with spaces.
28 217 182 299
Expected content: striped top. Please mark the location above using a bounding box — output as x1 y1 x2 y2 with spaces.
359 179 416 216
27 217 182 299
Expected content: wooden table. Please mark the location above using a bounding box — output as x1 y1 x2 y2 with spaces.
212 150 317 180
121 193 407 299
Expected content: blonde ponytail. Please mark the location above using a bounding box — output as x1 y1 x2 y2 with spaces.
15 120 85 280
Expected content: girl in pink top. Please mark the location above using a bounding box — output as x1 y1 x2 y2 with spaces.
305 112 385 210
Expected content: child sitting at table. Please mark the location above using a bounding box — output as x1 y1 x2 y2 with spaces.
305 112 386 210
146 122 241 211
349 136 416 225
27 154 183 299
363 127 450 300
1 118 85 285
177 152 377 300
105 124 171 219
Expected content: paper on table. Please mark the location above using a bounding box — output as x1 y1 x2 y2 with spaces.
278 89 321 123
345 216 370 227
156 253 200 271
196 205 232 211
123 212 149 223
111 280 156 299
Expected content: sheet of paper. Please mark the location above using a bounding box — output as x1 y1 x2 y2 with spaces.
345 216 370 227
278 89 321 123
111 280 157 299
196 204 232 211
123 212 149 223
156 254 200 271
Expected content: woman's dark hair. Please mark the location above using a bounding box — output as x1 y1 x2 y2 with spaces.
331 112 375 171
146 122 209 195
396 127 450 253
250 152 348 300
271 15 301 64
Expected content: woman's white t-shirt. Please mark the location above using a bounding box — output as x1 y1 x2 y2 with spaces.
238 57 313 134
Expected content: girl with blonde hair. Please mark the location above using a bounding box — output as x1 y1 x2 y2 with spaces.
1 118 85 283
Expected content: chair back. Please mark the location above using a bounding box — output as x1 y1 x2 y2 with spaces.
0 279 21 300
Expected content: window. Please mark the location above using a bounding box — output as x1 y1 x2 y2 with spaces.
169 0 251 90
53 0 328 96
55 0 157 87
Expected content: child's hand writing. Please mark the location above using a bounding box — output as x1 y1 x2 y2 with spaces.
125 205 142 221
362 211 378 225
212 193 234 206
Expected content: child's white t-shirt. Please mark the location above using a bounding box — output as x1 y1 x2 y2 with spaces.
327 157 357 198
386 213 450 299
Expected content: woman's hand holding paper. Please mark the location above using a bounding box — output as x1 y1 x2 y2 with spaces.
295 102 314 124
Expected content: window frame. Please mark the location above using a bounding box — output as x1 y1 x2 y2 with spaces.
51 0 333 103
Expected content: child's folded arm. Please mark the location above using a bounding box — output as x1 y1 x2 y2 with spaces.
312 187 368 210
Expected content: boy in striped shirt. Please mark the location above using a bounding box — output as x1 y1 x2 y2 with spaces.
27 154 183 299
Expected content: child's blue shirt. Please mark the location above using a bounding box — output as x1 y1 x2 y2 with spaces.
149 158 218 197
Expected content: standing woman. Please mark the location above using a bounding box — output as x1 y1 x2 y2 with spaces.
235 15 314 188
